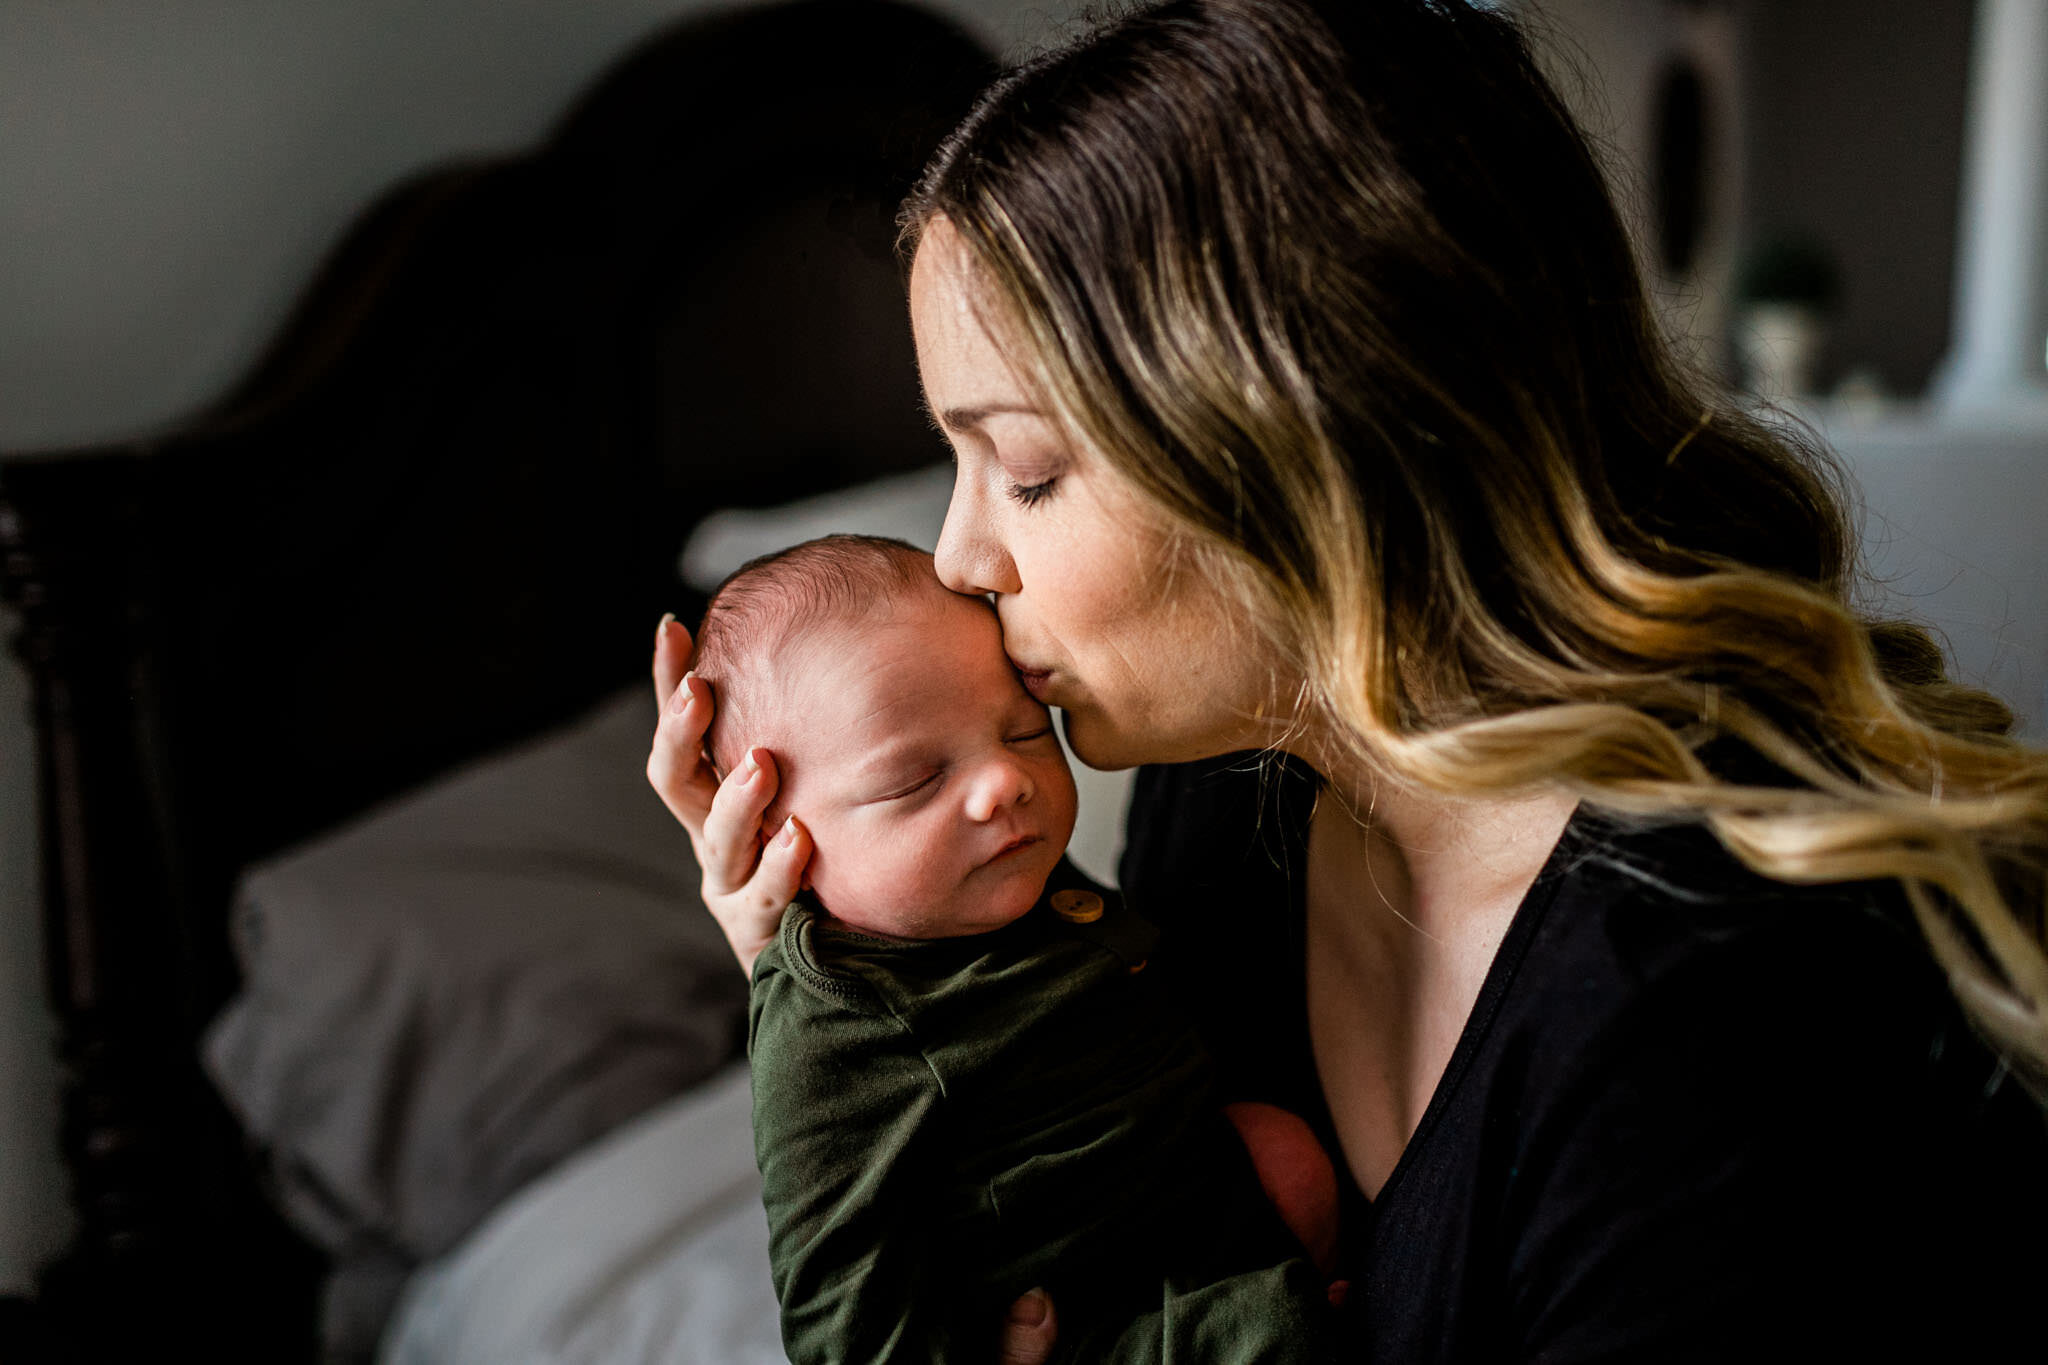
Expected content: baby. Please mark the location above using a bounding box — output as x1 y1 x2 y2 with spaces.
694 534 1339 1364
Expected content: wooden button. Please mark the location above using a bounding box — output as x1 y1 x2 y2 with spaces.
1050 889 1104 923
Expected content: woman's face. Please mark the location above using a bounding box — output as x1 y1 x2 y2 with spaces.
910 217 1277 771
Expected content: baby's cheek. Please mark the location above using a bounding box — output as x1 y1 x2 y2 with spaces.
807 819 957 927
860 826 958 914
893 832 971 912
1044 761 1080 843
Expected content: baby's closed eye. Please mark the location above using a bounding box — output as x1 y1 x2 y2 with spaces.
878 770 942 802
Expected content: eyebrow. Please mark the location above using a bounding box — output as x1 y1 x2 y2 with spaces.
933 402 1046 434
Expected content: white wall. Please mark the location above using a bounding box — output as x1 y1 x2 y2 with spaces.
0 0 1083 1298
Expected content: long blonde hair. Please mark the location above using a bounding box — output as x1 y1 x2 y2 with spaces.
903 0 2048 1090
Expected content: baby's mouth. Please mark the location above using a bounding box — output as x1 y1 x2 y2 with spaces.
985 833 1040 866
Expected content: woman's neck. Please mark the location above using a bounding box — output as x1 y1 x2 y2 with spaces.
1294 742 1578 1197
1314 772 1577 930
1275 718 1578 935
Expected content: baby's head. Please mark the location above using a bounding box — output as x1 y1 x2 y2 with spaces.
693 535 1077 940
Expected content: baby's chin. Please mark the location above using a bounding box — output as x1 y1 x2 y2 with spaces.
821 848 1060 941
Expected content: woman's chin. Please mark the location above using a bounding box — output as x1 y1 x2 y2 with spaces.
1057 707 1138 771
1058 706 1202 771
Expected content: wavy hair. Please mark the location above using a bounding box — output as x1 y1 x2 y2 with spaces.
901 0 2048 1089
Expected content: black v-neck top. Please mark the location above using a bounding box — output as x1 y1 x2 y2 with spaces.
1119 752 2048 1360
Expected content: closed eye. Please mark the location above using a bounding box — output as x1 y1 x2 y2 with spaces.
1007 478 1058 508
1007 727 1054 745
881 771 941 802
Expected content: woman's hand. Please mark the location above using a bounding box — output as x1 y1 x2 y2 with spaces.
649 614 813 974
1000 1289 1058 1364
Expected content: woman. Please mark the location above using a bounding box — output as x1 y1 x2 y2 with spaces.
650 0 2048 1357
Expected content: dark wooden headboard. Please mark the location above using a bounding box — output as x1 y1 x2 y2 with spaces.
0 3 990 1357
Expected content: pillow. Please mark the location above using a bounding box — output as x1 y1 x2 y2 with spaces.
202 685 747 1345
676 461 1138 885
678 458 956 590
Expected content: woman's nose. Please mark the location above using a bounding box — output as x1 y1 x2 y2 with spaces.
963 755 1035 823
935 472 1021 597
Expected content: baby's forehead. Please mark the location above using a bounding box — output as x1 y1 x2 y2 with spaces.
765 592 1002 736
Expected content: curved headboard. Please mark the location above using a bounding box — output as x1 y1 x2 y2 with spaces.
0 3 990 1356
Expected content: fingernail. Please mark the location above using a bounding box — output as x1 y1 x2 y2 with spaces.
1008 1289 1048 1327
656 611 676 640
740 748 762 782
668 672 696 715
778 816 800 848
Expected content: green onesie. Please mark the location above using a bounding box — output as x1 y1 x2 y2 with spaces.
748 862 1336 1364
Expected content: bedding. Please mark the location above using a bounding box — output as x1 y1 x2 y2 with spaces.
379 1061 783 1365
203 685 749 1358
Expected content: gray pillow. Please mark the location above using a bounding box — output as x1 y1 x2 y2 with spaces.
203 684 747 1273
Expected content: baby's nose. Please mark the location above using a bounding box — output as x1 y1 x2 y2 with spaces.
965 756 1035 822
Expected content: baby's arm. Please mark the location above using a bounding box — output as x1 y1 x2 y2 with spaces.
749 954 961 1365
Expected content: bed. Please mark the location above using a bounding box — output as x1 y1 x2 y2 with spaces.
0 3 1018 1358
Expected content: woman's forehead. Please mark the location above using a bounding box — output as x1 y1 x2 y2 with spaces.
910 224 1035 412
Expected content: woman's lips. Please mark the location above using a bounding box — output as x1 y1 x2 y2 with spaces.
1010 659 1057 702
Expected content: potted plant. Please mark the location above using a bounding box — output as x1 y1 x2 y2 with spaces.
1732 233 1843 400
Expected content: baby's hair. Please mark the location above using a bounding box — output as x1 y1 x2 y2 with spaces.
693 534 954 777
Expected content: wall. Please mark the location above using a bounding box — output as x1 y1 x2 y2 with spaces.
1737 0 1974 398
1525 0 2046 742
0 0 1082 1298
1527 0 1747 376
0 0 1082 455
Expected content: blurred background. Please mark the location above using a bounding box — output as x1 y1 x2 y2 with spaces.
3 0 2044 1298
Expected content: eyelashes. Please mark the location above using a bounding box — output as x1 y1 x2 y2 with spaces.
1006 478 1057 508
882 772 939 802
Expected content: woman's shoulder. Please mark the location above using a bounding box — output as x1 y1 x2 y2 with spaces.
1536 806 1935 1002
1515 807 1933 1041
1429 808 2048 1359
1492 805 2037 1148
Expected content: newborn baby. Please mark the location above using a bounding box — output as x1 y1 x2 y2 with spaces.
694 534 1339 1365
